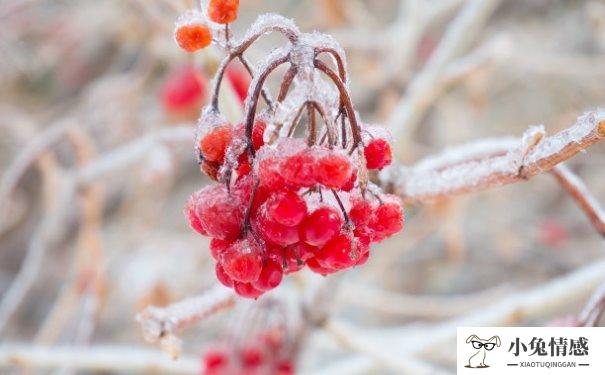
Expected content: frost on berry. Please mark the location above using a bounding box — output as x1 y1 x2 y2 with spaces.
174 10 213 52
208 0 240 24
179 10 404 298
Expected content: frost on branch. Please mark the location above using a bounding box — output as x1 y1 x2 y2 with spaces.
383 109 605 203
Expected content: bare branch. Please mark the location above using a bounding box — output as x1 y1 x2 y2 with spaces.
551 164 605 237
382 110 605 203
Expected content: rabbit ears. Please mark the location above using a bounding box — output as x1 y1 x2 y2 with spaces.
488 335 502 347
466 334 479 343
465 334 502 347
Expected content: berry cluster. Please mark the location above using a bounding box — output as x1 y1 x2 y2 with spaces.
176 5 404 299
202 326 293 375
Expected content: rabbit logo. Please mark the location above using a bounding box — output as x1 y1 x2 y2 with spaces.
465 334 501 368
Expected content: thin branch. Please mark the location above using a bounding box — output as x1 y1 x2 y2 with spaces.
381 110 605 203
135 286 235 359
579 281 605 326
551 164 605 237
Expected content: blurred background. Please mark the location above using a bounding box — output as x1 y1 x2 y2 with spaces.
1 0 604 373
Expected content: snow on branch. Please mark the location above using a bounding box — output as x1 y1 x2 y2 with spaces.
382 109 605 203
135 286 235 359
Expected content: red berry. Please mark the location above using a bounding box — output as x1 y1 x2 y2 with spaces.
196 184 243 240
306 258 335 276
203 348 230 371
341 169 357 192
210 238 231 260
233 282 263 299
300 207 342 247
368 198 404 241
258 157 288 191
185 192 207 235
349 197 372 227
317 153 352 189
364 138 392 170
265 190 307 227
160 65 207 114
200 160 220 181
288 242 317 262
281 151 317 188
220 239 263 283
226 62 251 103
315 234 356 270
208 0 239 24
241 346 264 368
215 263 234 287
232 174 270 217
256 210 300 246
199 125 233 163
252 260 283 291
280 248 305 274
252 120 267 151
175 14 212 52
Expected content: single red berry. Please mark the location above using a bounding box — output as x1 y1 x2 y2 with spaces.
175 16 212 52
185 192 207 235
368 198 404 241
226 62 251 103
240 346 264 368
199 125 233 163
196 184 243 240
233 282 264 299
364 138 392 170
210 238 232 260
265 190 307 227
232 173 271 217
315 234 356 270
300 207 342 247
160 65 207 114
341 168 357 192
203 348 230 371
287 242 317 262
208 0 239 24
306 257 336 276
281 151 317 188
252 260 283 291
256 210 300 246
220 238 263 283
316 153 353 189
280 247 305 274
348 197 373 227
215 263 234 287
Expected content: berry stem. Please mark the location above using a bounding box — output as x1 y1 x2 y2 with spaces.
330 189 351 225
315 47 347 84
241 177 260 235
307 103 316 146
277 66 298 102
313 59 362 153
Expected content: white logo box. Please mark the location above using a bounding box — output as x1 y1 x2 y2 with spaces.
457 327 605 374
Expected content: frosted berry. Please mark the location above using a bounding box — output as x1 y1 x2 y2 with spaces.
175 17 212 52
315 234 356 270
316 153 352 189
200 160 220 181
215 263 234 287
220 238 263 283
364 138 392 170
210 238 231 260
258 157 289 191
185 193 207 235
306 258 335 276
368 198 404 241
252 260 283 291
199 125 233 163
208 0 239 24
195 185 243 240
265 190 307 227
300 207 343 247
281 151 317 188
233 282 263 299
348 197 372 227
256 210 300 246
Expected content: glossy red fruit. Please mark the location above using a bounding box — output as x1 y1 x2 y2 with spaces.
287 242 317 262
160 65 207 114
208 0 239 24
185 192 207 235
348 197 373 227
220 239 263 283
315 234 356 270
175 18 212 52
233 282 263 299
281 151 317 188
364 138 392 170
226 62 251 103
368 199 404 241
215 263 234 287
210 238 231 260
300 207 342 247
252 260 283 291
306 258 335 276
258 157 289 191
203 348 230 371
199 125 233 163
256 210 300 246
196 184 243 240
317 153 353 189
265 190 307 227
